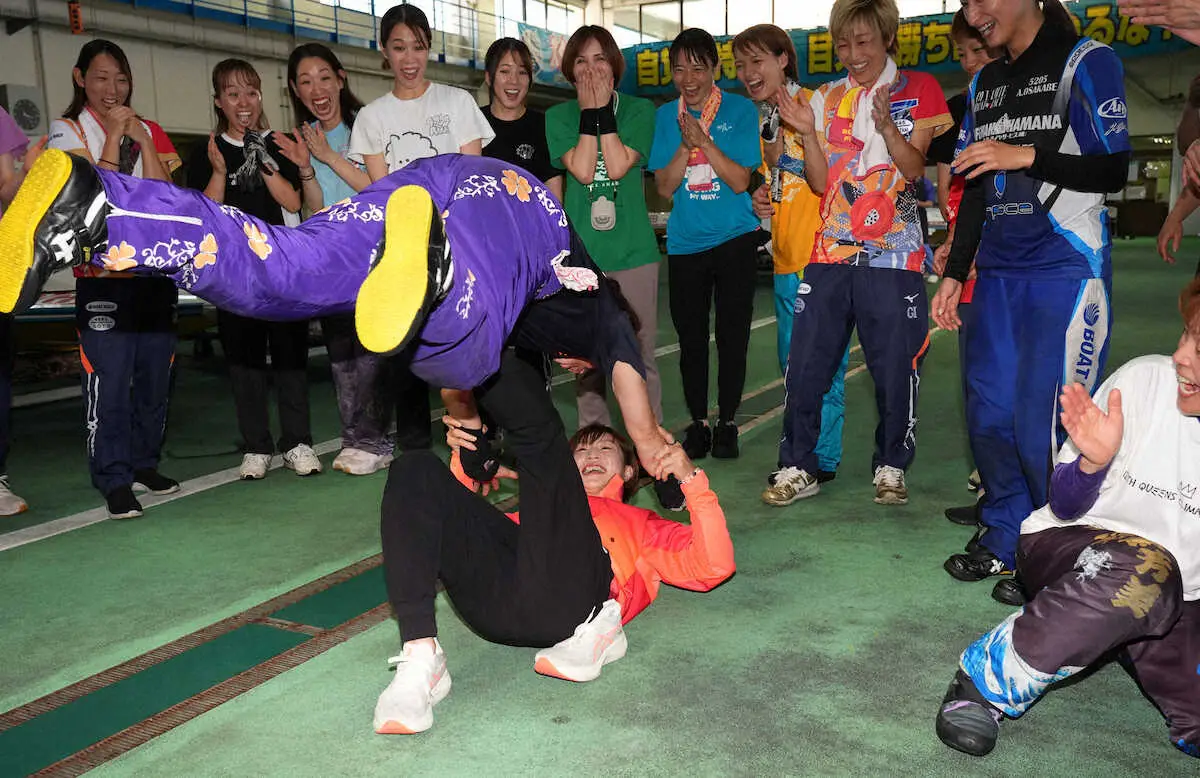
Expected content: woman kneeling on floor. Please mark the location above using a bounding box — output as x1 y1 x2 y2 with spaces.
935 279 1200 760
375 360 735 734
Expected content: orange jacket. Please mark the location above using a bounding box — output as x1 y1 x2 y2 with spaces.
450 456 735 623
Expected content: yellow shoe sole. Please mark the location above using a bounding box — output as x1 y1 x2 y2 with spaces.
0 149 73 313
355 185 435 355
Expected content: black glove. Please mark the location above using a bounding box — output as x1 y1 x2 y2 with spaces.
457 425 500 482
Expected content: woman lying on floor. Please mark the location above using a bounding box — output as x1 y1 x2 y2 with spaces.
935 279 1200 760
375 352 734 734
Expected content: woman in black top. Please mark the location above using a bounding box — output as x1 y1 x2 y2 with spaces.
481 38 563 197
186 58 320 481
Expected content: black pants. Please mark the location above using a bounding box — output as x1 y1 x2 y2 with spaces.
77 277 177 494
393 360 432 451
668 231 759 423
380 351 613 647
217 309 311 454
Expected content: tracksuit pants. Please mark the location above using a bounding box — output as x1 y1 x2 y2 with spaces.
959 526 1199 757
775 271 848 473
216 310 311 456
668 231 759 424
321 313 395 457
381 351 614 647
76 277 177 495
965 275 1111 568
779 263 928 475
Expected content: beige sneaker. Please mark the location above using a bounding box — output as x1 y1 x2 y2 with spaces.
0 476 29 515
239 453 271 480
333 447 393 475
873 465 908 505
283 443 322 476
761 466 819 506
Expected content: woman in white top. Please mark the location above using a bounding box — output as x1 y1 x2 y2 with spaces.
348 3 494 453
49 39 182 521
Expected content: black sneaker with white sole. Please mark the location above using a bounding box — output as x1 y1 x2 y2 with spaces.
944 548 1015 582
105 484 144 520
133 468 181 495
0 149 109 314
945 499 982 526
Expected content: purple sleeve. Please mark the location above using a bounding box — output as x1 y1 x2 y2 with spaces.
1048 457 1111 521
0 108 28 158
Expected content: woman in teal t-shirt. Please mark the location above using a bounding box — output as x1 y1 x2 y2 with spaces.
648 28 762 462
546 26 679 508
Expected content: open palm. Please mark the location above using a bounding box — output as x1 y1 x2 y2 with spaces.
1060 384 1123 469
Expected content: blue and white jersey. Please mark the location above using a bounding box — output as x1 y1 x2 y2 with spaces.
956 24 1130 280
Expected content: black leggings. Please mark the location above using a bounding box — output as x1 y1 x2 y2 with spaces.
380 351 613 647
668 231 759 423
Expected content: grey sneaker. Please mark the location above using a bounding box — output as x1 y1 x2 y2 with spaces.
761 466 820 506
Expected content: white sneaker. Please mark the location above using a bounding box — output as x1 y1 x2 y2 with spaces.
534 599 627 682
283 443 322 476
239 453 271 480
374 639 451 735
0 476 28 516
333 447 393 475
761 466 820 506
873 465 908 505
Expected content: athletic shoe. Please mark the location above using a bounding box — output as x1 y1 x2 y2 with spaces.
965 523 987 554
374 639 452 735
816 470 837 484
652 476 686 512
534 599 627 682
681 420 711 460
936 670 1002 756
239 453 271 480
991 578 1028 607
283 443 322 476
132 468 181 495
0 149 108 313
710 421 739 459
762 466 819 506
355 185 453 356
967 469 982 492
0 476 28 516
872 465 908 505
944 548 1015 582
333 447 393 475
105 485 144 520
946 500 982 526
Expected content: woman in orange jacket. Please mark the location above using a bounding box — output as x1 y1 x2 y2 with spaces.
373 350 734 736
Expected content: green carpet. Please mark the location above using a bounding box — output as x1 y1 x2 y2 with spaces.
2 239 1197 775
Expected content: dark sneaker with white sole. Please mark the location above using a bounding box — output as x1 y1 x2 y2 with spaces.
105 485 144 520
936 670 1003 756
0 149 109 313
944 548 1015 582
133 469 181 495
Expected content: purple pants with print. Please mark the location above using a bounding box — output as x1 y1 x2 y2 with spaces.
959 526 1199 757
93 155 582 390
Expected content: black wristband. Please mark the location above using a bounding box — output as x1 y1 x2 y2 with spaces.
578 108 601 137
457 426 501 482
596 101 617 135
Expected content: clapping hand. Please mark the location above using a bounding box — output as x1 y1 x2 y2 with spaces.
679 111 709 150
301 123 334 166
871 87 896 136
273 128 312 170
776 87 816 138
1060 383 1124 473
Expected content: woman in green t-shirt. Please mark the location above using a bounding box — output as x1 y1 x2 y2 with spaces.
546 26 678 510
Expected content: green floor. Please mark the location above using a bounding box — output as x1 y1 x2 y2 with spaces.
2 239 1197 776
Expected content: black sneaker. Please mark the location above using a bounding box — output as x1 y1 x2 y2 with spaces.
105 485 144 520
944 548 1015 582
945 499 982 525
816 470 837 483
935 670 1002 756
965 523 987 554
681 421 711 460
652 476 686 512
355 185 453 355
0 149 108 314
991 577 1028 606
710 421 739 459
133 469 181 495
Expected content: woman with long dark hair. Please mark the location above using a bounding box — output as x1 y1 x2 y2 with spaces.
481 37 562 194
48 38 182 520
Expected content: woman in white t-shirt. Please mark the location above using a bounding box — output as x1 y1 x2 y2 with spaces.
49 39 183 521
348 3 494 453
936 279 1200 761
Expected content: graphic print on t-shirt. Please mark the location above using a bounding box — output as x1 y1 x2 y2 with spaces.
383 113 454 170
